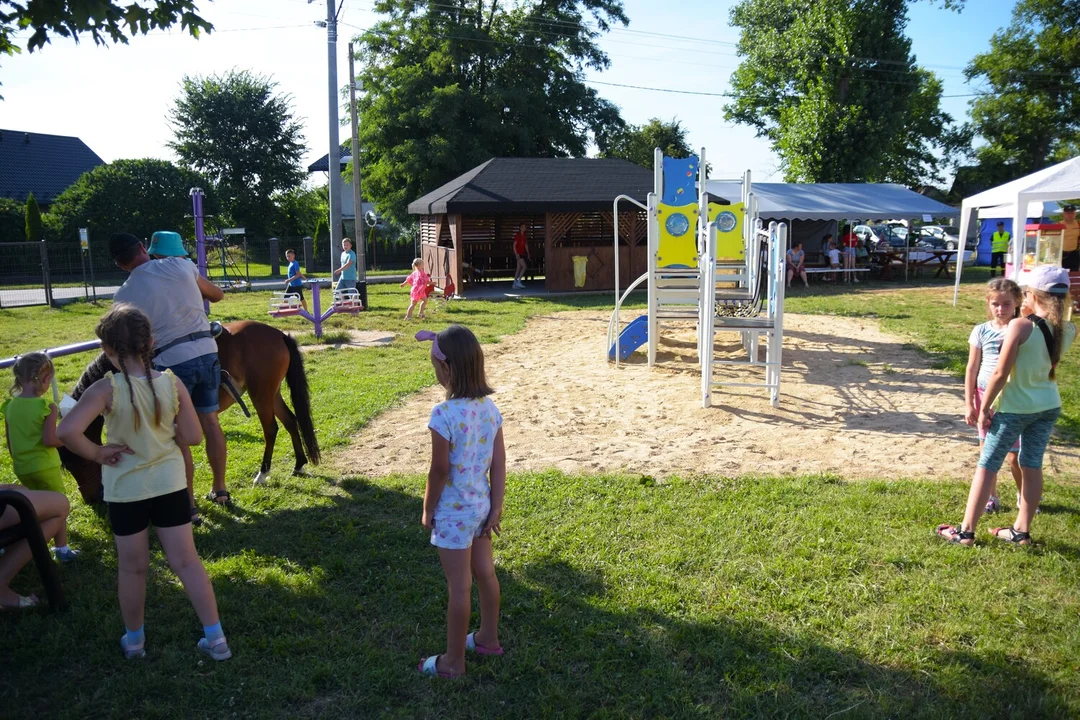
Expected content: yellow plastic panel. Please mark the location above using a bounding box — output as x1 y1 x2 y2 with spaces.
708 202 745 260
656 203 698 269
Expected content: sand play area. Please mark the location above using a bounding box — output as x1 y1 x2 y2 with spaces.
336 311 1080 481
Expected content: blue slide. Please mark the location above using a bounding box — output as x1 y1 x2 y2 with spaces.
608 315 649 361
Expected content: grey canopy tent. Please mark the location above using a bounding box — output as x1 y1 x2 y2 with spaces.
705 180 959 258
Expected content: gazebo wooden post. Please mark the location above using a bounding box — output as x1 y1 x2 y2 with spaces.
544 211 554 292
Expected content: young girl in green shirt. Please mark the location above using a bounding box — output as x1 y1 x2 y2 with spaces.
2 352 79 561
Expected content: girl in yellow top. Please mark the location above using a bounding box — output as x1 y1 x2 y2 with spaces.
2 352 79 561
58 304 231 661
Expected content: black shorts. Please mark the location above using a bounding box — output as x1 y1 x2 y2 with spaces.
1063 249 1079 272
108 488 190 536
288 285 305 300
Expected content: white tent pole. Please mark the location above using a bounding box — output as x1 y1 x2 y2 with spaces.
953 200 976 305
1011 192 1029 280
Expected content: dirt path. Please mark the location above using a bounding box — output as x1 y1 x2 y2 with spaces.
333 311 1080 481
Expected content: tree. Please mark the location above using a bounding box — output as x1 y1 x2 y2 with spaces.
355 0 627 223
724 0 960 186
169 70 306 235
274 184 328 239
24 192 42 242
0 197 25 242
963 0 1080 178
45 158 214 244
1 1 212 97
599 118 694 168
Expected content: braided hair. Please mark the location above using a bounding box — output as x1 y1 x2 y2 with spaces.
95 304 162 430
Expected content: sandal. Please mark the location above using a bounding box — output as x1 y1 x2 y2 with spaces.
465 632 504 656
190 506 203 527
197 636 232 661
120 633 146 659
417 654 465 679
1 593 39 610
206 490 232 508
936 524 975 546
990 526 1032 546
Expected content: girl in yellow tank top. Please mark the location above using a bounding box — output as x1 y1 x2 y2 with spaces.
58 304 232 661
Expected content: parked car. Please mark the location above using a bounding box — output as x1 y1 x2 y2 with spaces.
917 225 960 250
854 224 909 249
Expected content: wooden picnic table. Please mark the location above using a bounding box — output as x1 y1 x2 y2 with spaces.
873 248 959 281
909 249 959 279
872 248 905 280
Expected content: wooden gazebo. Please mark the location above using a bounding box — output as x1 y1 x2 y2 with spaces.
408 158 653 294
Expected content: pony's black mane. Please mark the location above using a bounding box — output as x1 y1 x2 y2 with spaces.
72 353 116 399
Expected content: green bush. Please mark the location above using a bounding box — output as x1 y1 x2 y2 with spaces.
24 192 43 242
0 198 26 242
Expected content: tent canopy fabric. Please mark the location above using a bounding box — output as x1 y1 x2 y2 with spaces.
954 156 1080 304
705 181 958 221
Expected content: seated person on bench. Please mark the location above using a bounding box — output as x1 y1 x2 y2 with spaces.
827 237 840 283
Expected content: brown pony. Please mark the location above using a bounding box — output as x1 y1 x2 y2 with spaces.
59 320 320 504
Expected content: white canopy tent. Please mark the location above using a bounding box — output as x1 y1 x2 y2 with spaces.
953 156 1080 304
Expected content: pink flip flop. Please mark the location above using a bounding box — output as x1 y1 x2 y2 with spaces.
465 632 504 656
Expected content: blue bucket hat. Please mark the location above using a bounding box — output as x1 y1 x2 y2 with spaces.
148 231 188 258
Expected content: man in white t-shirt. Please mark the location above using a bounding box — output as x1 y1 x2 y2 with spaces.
109 232 229 521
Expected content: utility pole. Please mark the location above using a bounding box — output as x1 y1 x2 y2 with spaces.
348 41 368 309
316 0 344 276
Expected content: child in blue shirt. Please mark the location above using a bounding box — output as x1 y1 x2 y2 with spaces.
284 249 308 312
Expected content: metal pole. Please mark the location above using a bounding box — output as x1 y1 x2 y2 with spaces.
87 237 97 302
348 41 368 309
40 240 53 307
191 188 209 314
326 0 343 277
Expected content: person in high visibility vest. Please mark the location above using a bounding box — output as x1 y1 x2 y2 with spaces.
990 222 1010 278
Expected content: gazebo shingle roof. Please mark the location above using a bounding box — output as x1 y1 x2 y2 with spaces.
408 157 653 214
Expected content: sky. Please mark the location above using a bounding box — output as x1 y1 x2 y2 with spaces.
2 0 1019 185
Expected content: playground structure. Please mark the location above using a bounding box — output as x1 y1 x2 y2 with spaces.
269 280 363 339
608 148 788 407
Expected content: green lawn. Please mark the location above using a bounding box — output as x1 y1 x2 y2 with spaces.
2 274 1079 717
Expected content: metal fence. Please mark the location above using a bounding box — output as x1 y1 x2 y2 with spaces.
1 232 420 308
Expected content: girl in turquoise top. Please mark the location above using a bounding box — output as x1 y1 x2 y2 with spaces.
938 267 1076 546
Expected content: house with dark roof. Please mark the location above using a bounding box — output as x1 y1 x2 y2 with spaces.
307 146 373 222
407 157 653 294
0 130 104 206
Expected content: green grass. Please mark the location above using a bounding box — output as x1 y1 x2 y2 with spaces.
2 276 1079 717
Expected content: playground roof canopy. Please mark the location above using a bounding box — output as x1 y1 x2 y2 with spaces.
408 157 653 215
0 129 104 205
704 181 958 221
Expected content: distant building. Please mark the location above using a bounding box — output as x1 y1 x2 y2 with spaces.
0 129 104 206
307 147 374 221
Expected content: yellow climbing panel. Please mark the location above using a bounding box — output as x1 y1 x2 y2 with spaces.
656 203 699 269
708 202 745 260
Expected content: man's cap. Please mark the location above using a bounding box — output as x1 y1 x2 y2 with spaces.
1021 265 1071 296
147 231 188 258
108 233 142 259
996 221 1005 226
1063 204 1076 212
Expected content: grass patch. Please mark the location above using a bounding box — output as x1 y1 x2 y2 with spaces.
1 275 1078 716
291 330 355 347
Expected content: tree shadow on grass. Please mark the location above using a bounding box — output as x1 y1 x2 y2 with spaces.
3 474 1072 719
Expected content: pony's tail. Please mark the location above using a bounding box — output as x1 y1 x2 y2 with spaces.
283 334 320 465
